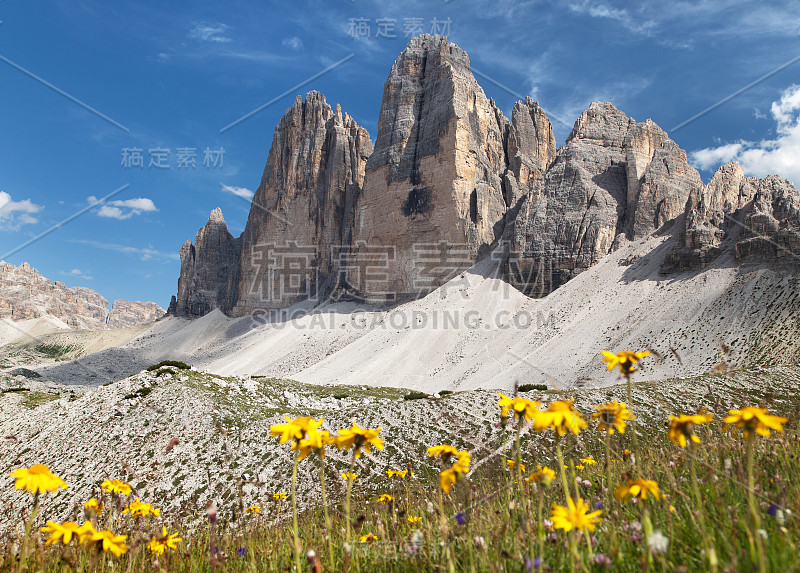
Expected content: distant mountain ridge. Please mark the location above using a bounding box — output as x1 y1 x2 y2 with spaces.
170 34 800 317
0 261 165 330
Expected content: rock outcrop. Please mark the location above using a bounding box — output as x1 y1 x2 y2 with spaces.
662 162 800 273
0 262 164 329
351 35 555 299
505 103 702 296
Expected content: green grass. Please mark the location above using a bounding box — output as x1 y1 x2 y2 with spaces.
20 391 60 409
518 383 548 393
33 343 77 360
123 387 153 400
8 367 41 378
146 360 191 371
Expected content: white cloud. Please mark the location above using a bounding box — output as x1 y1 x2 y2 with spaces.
565 0 656 35
188 23 232 43
72 239 179 262
690 84 800 186
61 269 93 281
690 143 745 170
88 196 158 220
221 184 255 200
282 36 304 50
0 191 43 231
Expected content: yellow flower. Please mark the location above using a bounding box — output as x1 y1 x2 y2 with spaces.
667 410 714 447
407 516 422 524
615 478 660 502
376 494 395 503
335 424 383 458
723 407 788 440
88 529 128 557
341 472 358 481
602 350 650 375
147 526 181 556
550 497 603 532
506 460 526 472
533 400 588 436
40 521 84 546
433 447 471 494
580 457 597 466
271 416 323 446
526 465 556 486
360 533 378 544
592 401 635 434
84 498 103 515
575 464 585 471
426 445 461 460
294 427 329 461
244 505 261 514
497 393 542 421
100 478 131 496
122 498 161 518
272 491 288 500
387 469 410 478
10 464 68 494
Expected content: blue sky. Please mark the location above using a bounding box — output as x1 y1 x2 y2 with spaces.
1 0 799 308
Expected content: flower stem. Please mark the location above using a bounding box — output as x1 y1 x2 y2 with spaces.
17 494 40 573
319 455 334 568
625 373 639 470
556 441 578 573
689 447 716 572
291 449 302 573
746 434 766 572
437 487 455 573
344 452 356 547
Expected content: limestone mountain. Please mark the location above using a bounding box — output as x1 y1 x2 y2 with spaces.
171 35 800 318
0 262 165 330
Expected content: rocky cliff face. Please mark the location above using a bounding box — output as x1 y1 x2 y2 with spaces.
0 262 165 329
171 92 373 316
233 92 373 313
170 35 800 317
505 103 703 295
351 35 554 299
662 162 800 273
172 208 241 317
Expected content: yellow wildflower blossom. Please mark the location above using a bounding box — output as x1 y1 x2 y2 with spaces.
10 464 68 494
615 478 660 502
533 400 588 436
602 350 650 375
723 407 788 440
147 526 181 556
550 497 603 532
100 478 131 496
592 401 635 434
667 410 714 448
335 424 383 458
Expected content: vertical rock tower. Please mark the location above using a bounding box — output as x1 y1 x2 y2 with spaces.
351 35 554 299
